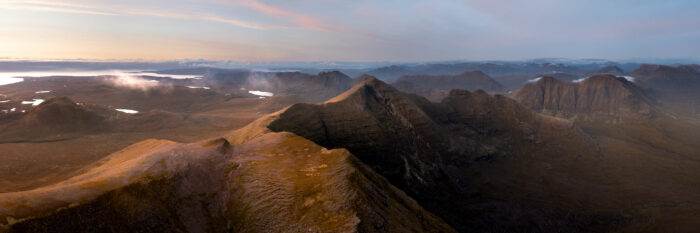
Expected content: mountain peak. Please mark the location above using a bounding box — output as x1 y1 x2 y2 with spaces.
26 97 96 120
325 76 397 103
317 70 349 78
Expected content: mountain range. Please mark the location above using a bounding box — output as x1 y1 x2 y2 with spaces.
2 65 700 232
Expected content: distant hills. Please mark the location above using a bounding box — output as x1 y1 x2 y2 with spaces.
392 71 505 101
630 64 700 98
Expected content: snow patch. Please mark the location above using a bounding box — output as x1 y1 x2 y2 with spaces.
526 77 542 83
186 86 211 90
22 99 44 106
10 107 16 112
573 77 588 83
0 100 9 103
248 90 274 97
115 108 139 114
621 76 635 83
35 90 52 94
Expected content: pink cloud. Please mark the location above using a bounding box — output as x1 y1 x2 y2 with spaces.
238 0 330 31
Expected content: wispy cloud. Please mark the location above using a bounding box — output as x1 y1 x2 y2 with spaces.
1 0 118 16
237 0 330 31
0 0 279 30
202 16 282 30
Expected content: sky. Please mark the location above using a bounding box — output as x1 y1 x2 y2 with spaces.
1 0 700 62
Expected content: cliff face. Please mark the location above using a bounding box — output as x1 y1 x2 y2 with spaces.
512 75 656 121
264 78 619 232
1 131 454 233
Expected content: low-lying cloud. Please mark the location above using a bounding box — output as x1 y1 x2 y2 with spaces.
245 72 273 90
106 74 170 91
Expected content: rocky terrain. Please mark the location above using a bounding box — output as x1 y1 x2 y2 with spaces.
0 119 454 233
2 70 700 232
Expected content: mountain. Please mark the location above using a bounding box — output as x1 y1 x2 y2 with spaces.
493 66 625 89
392 71 505 101
629 64 700 97
628 64 700 116
512 75 656 121
0 128 455 233
5 76 700 232
0 97 112 141
630 64 700 85
254 77 635 232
